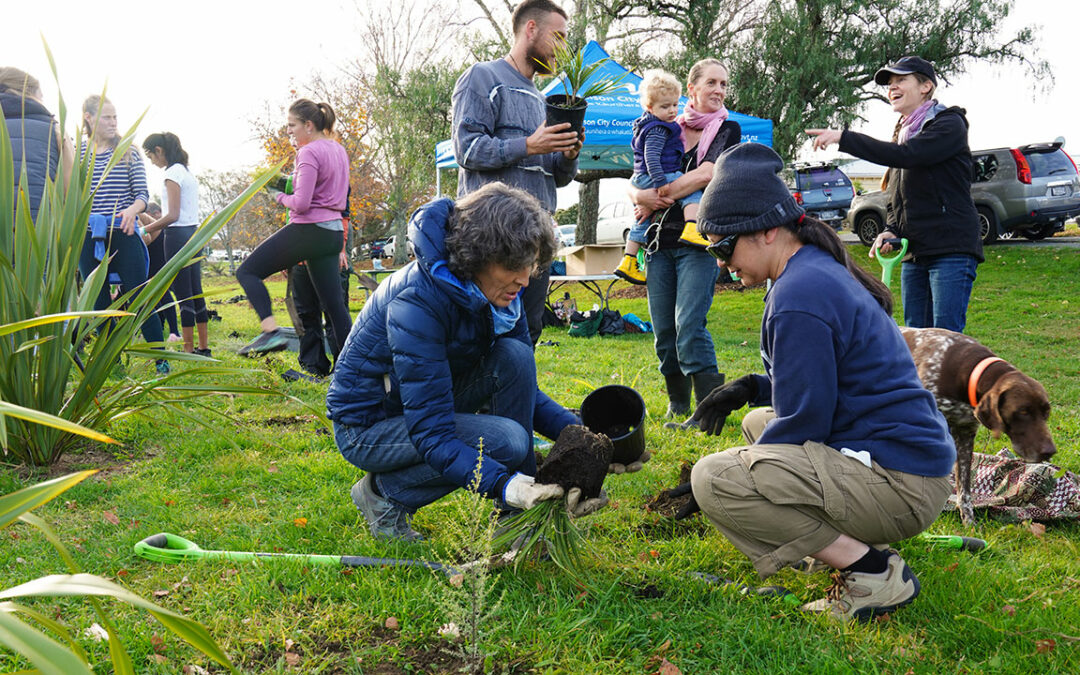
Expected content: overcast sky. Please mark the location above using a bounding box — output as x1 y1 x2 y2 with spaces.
7 0 1078 208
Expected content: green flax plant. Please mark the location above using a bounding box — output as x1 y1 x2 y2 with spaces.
0 471 238 674
539 37 626 108
0 53 283 465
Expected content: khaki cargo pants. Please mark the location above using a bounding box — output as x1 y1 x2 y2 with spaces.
691 408 951 579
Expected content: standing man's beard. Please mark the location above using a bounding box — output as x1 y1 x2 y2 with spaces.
526 44 554 76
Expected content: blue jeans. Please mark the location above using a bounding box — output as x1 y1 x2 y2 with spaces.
334 338 537 511
645 246 720 376
78 227 164 345
901 254 978 332
628 172 703 244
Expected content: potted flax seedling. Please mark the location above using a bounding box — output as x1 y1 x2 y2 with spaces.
538 38 626 135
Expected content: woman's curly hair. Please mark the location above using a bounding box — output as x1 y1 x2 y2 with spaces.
445 182 557 281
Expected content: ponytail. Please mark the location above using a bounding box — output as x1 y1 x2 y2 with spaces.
289 99 336 134
785 215 893 314
142 131 189 167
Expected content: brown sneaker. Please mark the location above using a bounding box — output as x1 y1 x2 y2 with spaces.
801 551 920 622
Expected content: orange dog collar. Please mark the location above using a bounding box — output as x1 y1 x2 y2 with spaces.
968 356 1004 406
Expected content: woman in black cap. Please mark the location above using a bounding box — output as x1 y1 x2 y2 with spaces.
806 55 982 333
682 142 955 622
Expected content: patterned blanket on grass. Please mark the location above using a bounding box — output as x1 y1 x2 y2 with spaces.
943 449 1080 522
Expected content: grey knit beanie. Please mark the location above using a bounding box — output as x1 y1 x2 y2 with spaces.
696 143 805 237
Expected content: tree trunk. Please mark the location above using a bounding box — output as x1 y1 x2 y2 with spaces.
577 180 599 245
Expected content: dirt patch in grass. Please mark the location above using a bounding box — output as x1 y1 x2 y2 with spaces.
239 627 531 675
7 441 153 481
610 279 758 300
643 462 694 518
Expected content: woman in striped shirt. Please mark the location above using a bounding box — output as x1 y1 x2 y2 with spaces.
77 95 166 373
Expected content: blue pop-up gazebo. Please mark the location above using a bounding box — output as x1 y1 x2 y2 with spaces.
435 41 773 192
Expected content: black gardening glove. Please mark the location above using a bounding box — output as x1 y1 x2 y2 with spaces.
667 481 700 519
692 374 758 436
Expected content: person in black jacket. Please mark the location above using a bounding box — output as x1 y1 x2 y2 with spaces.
807 56 982 333
1 67 73 221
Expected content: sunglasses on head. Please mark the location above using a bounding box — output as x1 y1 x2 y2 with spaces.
706 234 740 262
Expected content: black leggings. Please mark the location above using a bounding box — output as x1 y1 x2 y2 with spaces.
236 222 352 354
164 225 207 327
147 234 179 334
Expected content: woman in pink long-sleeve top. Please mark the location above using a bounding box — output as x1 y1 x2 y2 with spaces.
236 99 352 357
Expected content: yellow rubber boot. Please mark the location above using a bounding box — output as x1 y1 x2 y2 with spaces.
615 254 647 285
678 220 710 249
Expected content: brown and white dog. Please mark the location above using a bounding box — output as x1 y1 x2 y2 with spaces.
900 327 1056 524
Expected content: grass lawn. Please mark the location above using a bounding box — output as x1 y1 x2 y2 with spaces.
2 244 1079 674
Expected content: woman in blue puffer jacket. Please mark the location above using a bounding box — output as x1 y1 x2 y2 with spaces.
328 182 605 541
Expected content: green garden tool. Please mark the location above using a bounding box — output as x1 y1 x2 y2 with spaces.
916 532 988 553
135 532 457 576
876 237 908 287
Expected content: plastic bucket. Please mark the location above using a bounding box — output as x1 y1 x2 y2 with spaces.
580 385 646 465
545 95 588 135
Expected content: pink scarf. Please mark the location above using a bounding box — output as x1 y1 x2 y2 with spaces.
898 99 937 144
678 100 729 166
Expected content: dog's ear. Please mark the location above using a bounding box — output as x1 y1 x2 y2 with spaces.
975 386 1006 438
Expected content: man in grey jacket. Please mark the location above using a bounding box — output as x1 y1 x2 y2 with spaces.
451 0 582 344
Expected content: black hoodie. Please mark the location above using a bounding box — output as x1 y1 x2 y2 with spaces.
840 106 983 263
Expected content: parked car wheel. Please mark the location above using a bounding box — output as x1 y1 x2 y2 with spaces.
855 212 883 247
977 206 998 245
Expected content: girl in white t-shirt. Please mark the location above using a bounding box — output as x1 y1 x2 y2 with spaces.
142 132 210 356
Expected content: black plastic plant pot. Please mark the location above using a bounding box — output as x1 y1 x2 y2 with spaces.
580 385 646 465
545 95 587 135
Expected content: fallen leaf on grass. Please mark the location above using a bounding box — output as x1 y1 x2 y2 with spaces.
284 638 295 651
1028 522 1046 538
268 463 280 473
150 634 166 653
284 652 301 667
183 665 209 675
944 562 958 573
102 510 120 525
151 654 168 664
449 574 464 587
1002 605 1016 616
1035 639 1056 653
116 569 128 577
655 639 671 654
385 616 400 630
293 517 308 528
657 657 682 675
152 589 170 598
163 500 175 507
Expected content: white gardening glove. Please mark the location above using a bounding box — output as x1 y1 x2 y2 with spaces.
608 450 652 475
502 473 564 510
566 487 608 518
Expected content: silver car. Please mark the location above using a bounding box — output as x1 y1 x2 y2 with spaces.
845 140 1080 245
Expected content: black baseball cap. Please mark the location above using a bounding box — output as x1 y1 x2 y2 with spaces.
874 56 937 87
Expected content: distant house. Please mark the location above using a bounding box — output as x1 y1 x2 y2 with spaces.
839 159 888 191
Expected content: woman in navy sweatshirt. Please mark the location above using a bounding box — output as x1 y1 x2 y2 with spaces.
682 143 955 623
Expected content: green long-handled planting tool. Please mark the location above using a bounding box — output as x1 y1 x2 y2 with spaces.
135 532 458 576
876 237 909 287
916 532 988 553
